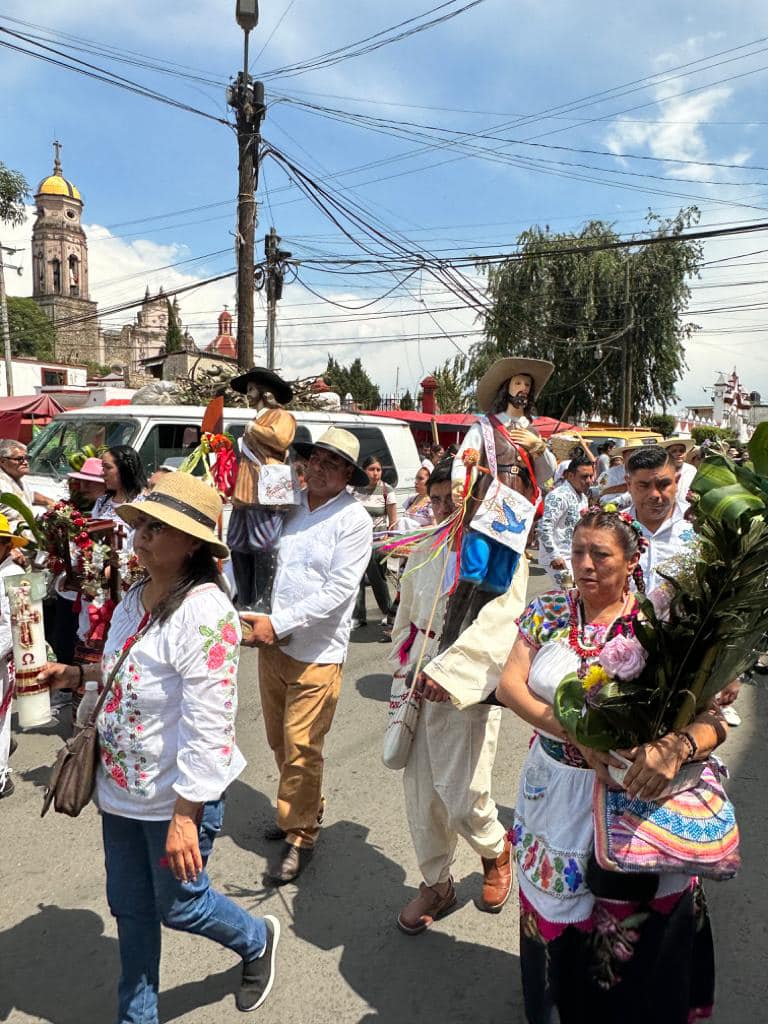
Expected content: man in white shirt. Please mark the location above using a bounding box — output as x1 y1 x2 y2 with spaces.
0 517 26 797
624 446 695 592
0 439 54 525
659 437 697 511
241 428 372 883
538 456 594 587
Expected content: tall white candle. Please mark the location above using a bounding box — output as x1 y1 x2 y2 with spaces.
8 574 51 728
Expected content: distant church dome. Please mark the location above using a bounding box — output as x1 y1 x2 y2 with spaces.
36 142 81 201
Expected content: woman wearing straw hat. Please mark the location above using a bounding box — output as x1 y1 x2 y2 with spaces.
37 473 280 1019
0 517 27 798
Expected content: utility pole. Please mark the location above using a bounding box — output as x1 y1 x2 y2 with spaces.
260 226 293 370
0 244 23 397
229 2 266 369
620 259 634 427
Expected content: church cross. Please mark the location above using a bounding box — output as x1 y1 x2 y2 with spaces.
53 139 62 174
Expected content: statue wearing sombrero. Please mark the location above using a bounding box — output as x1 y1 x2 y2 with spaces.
440 357 556 650
227 367 297 612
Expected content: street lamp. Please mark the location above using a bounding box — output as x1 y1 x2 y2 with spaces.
235 1 259 72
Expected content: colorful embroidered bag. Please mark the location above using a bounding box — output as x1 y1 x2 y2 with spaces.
593 759 740 881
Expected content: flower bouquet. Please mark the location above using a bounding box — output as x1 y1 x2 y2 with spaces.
554 423 768 751
179 431 237 497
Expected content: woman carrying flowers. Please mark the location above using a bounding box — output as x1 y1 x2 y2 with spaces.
496 507 727 1023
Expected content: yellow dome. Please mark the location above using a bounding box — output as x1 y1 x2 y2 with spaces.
36 174 81 201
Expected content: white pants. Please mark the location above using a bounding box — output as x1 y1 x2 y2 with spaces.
403 700 506 886
0 660 12 792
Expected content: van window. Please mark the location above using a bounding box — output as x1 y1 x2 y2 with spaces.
138 423 201 474
27 417 138 478
344 426 398 487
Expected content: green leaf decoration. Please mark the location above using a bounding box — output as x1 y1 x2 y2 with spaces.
697 483 765 528
748 422 768 477
0 493 44 546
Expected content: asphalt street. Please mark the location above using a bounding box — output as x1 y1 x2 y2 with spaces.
1 565 765 1023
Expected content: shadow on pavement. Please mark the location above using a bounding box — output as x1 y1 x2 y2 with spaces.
290 820 522 1023
0 904 238 1023
356 673 392 703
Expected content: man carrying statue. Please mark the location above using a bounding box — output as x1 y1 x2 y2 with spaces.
440 357 556 650
227 367 296 612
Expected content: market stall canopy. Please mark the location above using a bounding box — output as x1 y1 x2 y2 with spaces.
531 416 579 439
0 394 63 443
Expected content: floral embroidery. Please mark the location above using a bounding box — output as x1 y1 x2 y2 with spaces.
516 592 571 649
207 643 226 671
513 820 589 899
591 902 649 989
199 612 240 763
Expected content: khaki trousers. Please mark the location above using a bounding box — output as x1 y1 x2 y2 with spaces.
258 646 343 849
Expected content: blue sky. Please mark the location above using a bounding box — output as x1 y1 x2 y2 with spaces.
2 0 768 412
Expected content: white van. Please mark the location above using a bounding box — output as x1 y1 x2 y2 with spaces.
26 405 421 519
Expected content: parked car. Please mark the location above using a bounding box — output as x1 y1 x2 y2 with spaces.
26 405 421 531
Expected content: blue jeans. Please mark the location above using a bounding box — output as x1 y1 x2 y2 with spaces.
102 799 267 1024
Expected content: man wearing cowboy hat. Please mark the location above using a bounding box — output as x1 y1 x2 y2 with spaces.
0 516 27 798
227 367 296 613
441 357 556 650
241 427 373 883
658 436 697 510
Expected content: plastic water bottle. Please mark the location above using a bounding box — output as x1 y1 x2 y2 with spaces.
74 680 99 733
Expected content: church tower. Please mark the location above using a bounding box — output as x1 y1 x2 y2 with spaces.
31 142 103 365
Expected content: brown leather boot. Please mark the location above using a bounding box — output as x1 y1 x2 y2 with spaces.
397 879 457 935
481 838 513 912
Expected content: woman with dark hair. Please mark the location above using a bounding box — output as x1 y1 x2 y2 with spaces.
351 455 397 629
93 445 148 521
496 507 725 1023
38 472 280 1020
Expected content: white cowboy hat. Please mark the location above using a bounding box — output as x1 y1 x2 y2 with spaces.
292 426 368 486
658 437 695 454
475 357 555 413
117 472 229 559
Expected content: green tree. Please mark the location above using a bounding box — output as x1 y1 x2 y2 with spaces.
472 209 703 423
647 413 677 438
323 355 380 409
165 299 184 353
433 355 468 413
7 296 54 358
691 426 736 446
399 389 415 410
0 162 29 226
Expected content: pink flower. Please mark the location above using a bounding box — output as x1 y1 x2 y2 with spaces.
110 764 129 789
647 583 673 620
220 623 238 645
207 643 226 671
598 635 647 681
105 685 122 714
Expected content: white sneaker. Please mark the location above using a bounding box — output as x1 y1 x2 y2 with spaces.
721 705 742 727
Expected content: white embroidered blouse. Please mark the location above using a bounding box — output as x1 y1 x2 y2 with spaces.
95 582 246 820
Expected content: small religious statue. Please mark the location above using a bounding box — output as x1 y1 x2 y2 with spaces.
227 367 297 612
440 357 556 651
7 573 51 728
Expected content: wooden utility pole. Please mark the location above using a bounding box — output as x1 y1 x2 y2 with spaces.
229 3 266 369
261 227 293 370
0 244 21 396
620 259 634 427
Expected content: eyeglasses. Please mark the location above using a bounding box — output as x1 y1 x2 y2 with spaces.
1 455 28 463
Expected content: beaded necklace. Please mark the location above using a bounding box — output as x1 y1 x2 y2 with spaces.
566 589 634 677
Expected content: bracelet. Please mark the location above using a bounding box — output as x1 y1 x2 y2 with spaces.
675 730 698 763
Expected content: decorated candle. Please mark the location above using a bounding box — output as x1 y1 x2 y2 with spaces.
8 573 51 728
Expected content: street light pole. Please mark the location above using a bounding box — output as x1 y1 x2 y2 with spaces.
0 243 22 397
229 2 265 370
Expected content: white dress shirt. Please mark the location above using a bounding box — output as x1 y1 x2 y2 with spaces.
538 480 588 577
453 412 556 492
676 461 697 511
630 504 696 592
270 489 373 664
0 469 34 524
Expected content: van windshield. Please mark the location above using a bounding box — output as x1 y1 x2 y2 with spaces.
27 417 139 479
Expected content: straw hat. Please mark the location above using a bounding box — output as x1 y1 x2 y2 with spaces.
117 473 229 559
475 357 555 413
292 426 368 486
230 366 293 405
658 437 695 454
67 456 105 483
0 513 28 549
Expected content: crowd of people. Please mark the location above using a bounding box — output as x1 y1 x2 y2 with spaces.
0 356 756 1022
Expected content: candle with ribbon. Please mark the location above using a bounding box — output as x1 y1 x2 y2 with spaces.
8 573 51 727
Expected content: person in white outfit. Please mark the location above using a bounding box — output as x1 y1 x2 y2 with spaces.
395 462 512 934
538 457 594 587
0 517 30 797
658 437 697 511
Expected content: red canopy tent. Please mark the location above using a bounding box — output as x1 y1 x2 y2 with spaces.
0 394 63 443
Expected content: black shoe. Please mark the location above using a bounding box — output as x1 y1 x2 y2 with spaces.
237 915 281 1012
268 843 313 885
264 824 286 842
0 777 14 799
8 736 17 757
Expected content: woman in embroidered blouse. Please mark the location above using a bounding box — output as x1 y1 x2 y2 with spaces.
39 473 280 1022
401 467 435 529
496 508 726 1024
92 445 147 522
352 455 398 629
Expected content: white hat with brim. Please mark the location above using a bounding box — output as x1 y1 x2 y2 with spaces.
117 473 229 560
475 357 555 413
292 426 368 487
659 437 695 454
